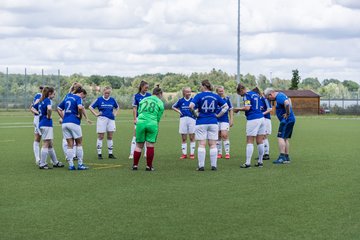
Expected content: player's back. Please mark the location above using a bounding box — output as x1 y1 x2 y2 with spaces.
192 91 226 124
243 91 263 120
60 94 82 125
137 96 164 123
38 98 53 127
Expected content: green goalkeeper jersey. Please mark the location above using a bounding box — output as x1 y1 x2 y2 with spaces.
137 96 164 123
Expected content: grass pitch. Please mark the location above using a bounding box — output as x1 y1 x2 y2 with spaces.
0 111 359 240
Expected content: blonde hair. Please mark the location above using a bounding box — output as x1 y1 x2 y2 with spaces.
216 86 224 93
69 82 82 93
182 87 191 96
103 86 112 92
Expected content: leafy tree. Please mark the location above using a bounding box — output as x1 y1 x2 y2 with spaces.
343 80 359 92
257 74 270 91
290 69 300 90
241 73 256 89
300 77 321 90
322 78 340 86
272 77 291 90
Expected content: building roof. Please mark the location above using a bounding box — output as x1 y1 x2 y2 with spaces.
278 90 320 98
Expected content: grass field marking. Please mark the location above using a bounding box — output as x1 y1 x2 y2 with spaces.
0 140 15 143
86 162 122 170
0 125 33 129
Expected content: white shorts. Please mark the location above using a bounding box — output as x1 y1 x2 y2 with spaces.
218 122 230 131
40 127 53 140
179 117 196 134
264 118 272 135
195 124 219 141
62 123 82 139
33 116 40 135
246 118 266 136
97 116 116 133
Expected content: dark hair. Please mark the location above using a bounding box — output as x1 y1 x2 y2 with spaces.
252 87 262 95
39 86 44 90
236 83 246 93
201 79 213 91
80 88 87 95
152 84 162 96
40 87 55 102
73 86 83 94
138 80 148 93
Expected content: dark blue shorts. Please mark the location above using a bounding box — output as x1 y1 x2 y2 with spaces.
277 121 295 139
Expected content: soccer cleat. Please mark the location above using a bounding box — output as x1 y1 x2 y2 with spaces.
39 164 51 170
189 154 195 160
254 162 263 168
240 163 251 168
283 155 291 164
179 154 187 159
128 154 134 159
211 166 217 171
53 161 65 168
77 164 89 170
225 154 230 159
108 154 117 159
132 165 138 171
68 165 76 171
273 158 284 164
217 154 223 159
145 166 154 171
263 154 270 160
196 166 205 171
98 154 103 160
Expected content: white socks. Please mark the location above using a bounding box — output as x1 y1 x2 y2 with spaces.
224 140 230 154
210 148 217 167
107 140 113 154
76 146 84 165
197 147 206 168
130 136 136 156
216 140 222 154
246 144 254 165
66 148 74 166
181 143 187 155
33 141 40 163
264 138 270 155
97 139 103 155
40 148 48 167
257 144 264 164
190 142 195 155
62 139 67 157
48 148 58 164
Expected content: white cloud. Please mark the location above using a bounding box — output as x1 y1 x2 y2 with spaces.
0 0 359 83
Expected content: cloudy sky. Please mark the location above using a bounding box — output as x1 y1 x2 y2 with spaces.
1 0 360 82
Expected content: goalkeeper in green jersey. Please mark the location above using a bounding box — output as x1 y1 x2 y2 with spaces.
132 85 164 171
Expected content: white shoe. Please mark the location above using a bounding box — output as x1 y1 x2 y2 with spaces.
129 154 134 159
35 159 40 166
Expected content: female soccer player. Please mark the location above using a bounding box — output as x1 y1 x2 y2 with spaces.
253 87 272 160
233 84 266 168
172 87 196 159
57 87 88 170
215 86 234 159
32 87 64 169
129 80 151 159
89 86 119 159
30 86 43 165
132 85 164 171
189 80 229 171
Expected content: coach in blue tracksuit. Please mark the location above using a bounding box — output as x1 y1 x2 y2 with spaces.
264 88 296 164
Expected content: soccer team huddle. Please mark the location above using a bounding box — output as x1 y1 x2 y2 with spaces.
30 79 296 171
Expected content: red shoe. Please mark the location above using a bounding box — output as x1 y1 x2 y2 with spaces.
189 154 195 159
217 154 223 159
225 154 230 159
179 154 187 159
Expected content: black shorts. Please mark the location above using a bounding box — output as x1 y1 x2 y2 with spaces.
277 121 295 139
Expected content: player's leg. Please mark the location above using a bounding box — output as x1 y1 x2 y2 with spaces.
39 137 50 169
189 118 196 159
195 125 206 171
255 119 265 167
221 123 230 159
107 119 116 159
208 124 219 170
129 124 137 159
241 119 258 168
283 121 294 163
180 134 188 159
263 118 272 160
33 133 41 166
97 133 104 159
216 129 223 158
133 122 146 169
144 124 158 170
72 124 87 170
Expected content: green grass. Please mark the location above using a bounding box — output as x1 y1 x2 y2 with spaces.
0 111 359 240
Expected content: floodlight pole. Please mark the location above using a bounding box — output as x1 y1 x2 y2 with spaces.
236 0 241 107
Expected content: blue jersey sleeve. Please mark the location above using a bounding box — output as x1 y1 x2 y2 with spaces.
227 97 233 109
217 95 227 107
191 94 200 109
277 93 287 105
113 98 119 109
76 97 83 107
172 99 181 109
90 98 99 109
243 94 251 107
58 99 65 110
132 94 138 107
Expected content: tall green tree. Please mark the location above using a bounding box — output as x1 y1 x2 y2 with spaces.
290 69 300 90
343 80 359 92
300 77 321 90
